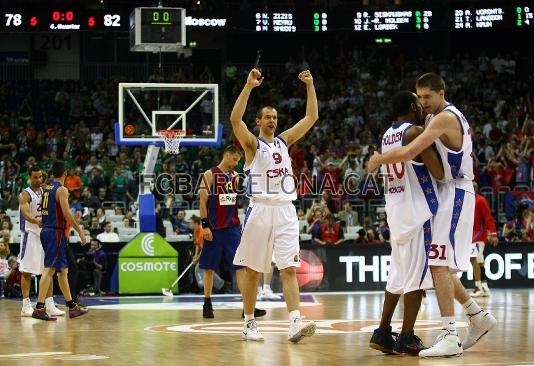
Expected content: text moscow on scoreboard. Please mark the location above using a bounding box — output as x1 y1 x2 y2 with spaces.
3 4 532 32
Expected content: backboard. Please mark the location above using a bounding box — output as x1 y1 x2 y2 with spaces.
115 83 222 148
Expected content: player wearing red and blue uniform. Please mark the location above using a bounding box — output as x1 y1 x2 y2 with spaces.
32 161 89 321
199 145 266 319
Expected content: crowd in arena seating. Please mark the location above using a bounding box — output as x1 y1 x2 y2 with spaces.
0 48 532 248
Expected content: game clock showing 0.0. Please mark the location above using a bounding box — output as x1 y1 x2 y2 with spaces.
140 8 184 43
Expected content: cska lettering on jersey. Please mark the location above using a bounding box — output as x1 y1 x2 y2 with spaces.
382 131 403 146
266 167 290 178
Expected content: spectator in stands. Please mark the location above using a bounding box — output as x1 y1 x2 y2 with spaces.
123 218 130 228
96 222 120 243
0 240 9 275
1 221 13 244
307 207 325 245
97 187 108 205
3 256 21 298
96 208 106 226
110 166 127 203
366 228 381 244
0 189 18 211
314 214 344 246
125 211 136 227
88 217 103 237
377 218 390 243
88 167 106 195
82 187 101 211
65 168 82 200
337 201 358 231
77 238 106 296
84 155 103 173
155 203 166 238
354 228 368 244
171 209 192 235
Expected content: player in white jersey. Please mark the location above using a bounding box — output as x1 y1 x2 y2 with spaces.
18 166 64 317
230 68 318 343
370 91 444 356
369 73 496 358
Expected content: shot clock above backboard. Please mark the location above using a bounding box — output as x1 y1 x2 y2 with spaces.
130 7 186 52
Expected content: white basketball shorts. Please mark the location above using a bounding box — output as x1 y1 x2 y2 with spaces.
18 231 44 275
386 219 434 294
470 241 485 264
430 183 475 273
233 200 300 273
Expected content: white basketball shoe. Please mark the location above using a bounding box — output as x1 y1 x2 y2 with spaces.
21 302 34 317
463 310 497 350
288 317 316 343
419 330 463 358
262 287 282 301
242 319 264 342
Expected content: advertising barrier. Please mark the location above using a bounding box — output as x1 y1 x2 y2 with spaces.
118 233 178 294
297 243 534 291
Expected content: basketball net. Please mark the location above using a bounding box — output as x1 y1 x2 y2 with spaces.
158 129 186 155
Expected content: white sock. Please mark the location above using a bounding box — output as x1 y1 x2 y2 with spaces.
244 314 254 322
263 284 271 291
481 282 489 289
442 316 457 334
23 297 31 305
475 281 482 288
462 298 482 316
289 310 300 321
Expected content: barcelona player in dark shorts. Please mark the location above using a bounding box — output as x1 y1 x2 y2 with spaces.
32 161 89 320
199 145 265 319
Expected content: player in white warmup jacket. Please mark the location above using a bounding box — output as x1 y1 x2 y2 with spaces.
18 166 64 317
230 68 318 343
369 73 497 358
369 91 444 356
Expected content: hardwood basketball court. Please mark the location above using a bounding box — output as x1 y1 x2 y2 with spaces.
0 289 532 365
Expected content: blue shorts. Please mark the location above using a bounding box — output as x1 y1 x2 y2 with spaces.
199 226 242 272
40 228 68 270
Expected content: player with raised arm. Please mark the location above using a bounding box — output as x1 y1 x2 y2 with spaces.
368 73 496 357
369 91 444 355
230 68 318 343
32 161 88 321
18 166 64 317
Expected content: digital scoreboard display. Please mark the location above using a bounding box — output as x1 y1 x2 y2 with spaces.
353 10 433 32
453 5 533 29
2 4 533 33
3 10 122 31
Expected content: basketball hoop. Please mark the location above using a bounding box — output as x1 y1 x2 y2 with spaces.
158 129 186 154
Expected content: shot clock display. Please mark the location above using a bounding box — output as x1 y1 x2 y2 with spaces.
130 7 185 52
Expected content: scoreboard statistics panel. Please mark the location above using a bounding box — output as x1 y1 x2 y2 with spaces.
453 5 533 29
2 4 533 33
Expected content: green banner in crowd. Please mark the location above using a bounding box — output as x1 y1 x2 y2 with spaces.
118 233 178 294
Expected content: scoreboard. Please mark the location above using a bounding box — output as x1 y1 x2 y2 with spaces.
2 4 533 33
